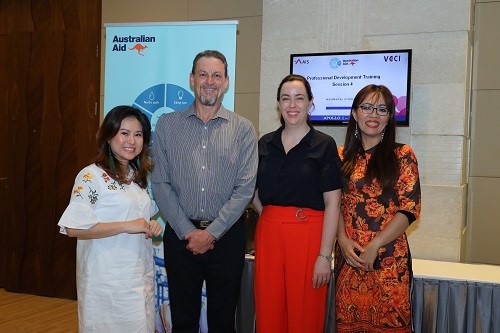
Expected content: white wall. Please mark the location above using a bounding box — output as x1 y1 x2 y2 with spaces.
259 0 474 262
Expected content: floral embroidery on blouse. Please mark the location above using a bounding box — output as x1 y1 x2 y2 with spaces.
82 173 93 182
107 180 126 191
102 172 111 183
73 185 84 199
88 187 98 204
100 172 126 191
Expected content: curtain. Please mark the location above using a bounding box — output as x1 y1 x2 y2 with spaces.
412 278 500 333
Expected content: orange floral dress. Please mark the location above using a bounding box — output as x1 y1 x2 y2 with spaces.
335 144 421 333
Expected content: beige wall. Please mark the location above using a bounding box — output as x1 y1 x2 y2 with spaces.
100 0 262 127
466 0 500 265
260 0 474 263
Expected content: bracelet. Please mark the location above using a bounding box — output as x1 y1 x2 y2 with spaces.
318 253 333 261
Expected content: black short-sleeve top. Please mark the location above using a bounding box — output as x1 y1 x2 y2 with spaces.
256 126 342 211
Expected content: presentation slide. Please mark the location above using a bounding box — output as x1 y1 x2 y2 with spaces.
291 50 411 124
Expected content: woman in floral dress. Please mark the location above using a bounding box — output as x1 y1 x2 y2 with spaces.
335 85 421 332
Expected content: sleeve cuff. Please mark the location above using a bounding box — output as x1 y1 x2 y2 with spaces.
398 210 416 224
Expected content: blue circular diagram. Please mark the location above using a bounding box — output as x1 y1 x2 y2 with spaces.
133 83 194 133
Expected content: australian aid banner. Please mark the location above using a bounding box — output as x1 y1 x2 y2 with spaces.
103 21 238 333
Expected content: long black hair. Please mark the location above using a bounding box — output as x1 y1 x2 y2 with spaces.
341 84 398 191
94 105 152 188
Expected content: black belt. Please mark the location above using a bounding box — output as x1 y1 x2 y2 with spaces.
190 219 213 229
190 215 245 230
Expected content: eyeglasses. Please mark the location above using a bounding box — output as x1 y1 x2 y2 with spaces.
358 104 389 116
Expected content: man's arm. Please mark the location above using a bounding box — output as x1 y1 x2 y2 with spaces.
205 120 258 239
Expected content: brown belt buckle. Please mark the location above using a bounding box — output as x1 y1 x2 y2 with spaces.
295 209 306 220
200 220 211 229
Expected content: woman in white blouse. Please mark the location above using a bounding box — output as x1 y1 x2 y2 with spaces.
58 105 162 333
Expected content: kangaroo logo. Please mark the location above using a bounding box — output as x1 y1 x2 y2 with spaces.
129 44 148 55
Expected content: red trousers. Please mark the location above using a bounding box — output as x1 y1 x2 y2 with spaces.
254 205 328 333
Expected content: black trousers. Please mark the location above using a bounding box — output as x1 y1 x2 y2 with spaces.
164 219 245 333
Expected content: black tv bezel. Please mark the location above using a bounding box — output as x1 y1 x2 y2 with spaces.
290 49 412 126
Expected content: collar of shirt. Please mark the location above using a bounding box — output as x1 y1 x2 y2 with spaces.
269 125 316 151
184 103 231 122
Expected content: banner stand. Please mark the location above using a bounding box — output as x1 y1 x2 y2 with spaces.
104 20 238 333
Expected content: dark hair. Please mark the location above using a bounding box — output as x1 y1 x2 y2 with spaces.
191 50 228 77
94 105 153 188
276 74 313 126
342 84 398 191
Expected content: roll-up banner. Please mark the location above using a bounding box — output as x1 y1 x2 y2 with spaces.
104 21 238 333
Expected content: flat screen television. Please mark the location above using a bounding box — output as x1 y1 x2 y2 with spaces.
290 49 412 126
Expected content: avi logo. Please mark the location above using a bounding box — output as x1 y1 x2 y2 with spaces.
129 44 148 56
294 58 309 65
384 55 401 62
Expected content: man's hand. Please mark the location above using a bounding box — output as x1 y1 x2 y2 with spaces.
185 229 216 255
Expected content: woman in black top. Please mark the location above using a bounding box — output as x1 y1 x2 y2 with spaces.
252 74 342 333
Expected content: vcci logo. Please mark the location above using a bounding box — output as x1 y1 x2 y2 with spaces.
294 58 309 65
384 55 402 62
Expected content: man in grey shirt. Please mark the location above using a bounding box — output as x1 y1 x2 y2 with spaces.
152 50 258 333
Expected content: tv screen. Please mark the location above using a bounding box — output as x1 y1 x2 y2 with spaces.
290 49 412 126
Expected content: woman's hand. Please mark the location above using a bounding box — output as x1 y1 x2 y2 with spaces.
147 219 163 238
337 232 366 269
126 218 162 238
357 242 380 271
312 256 332 289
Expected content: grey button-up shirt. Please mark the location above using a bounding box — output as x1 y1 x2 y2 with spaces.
151 104 258 240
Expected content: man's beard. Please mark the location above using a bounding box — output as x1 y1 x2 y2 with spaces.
199 84 220 106
200 95 218 106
